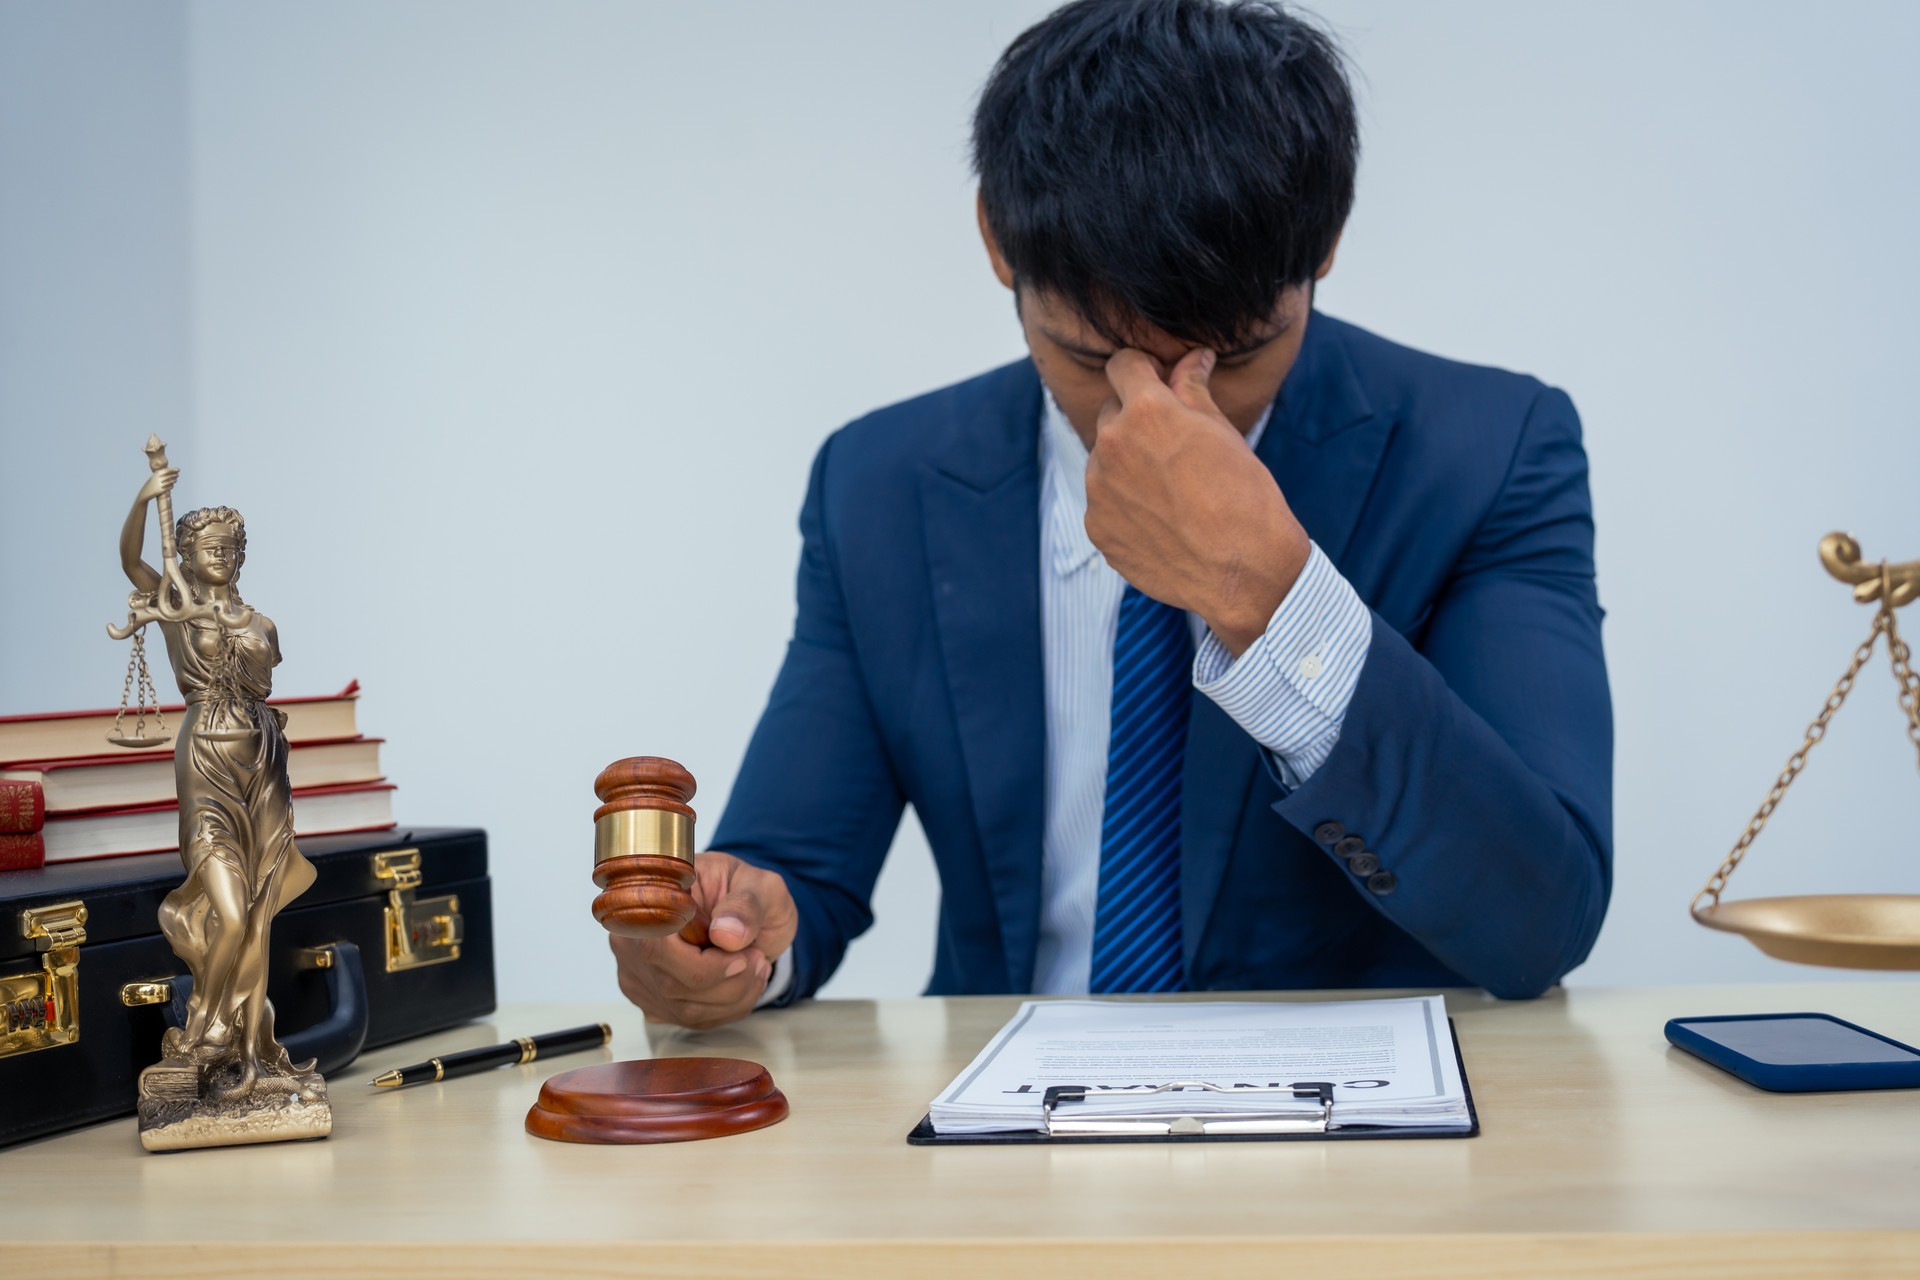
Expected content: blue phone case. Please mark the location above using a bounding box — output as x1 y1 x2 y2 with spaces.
1664 1012 1920 1093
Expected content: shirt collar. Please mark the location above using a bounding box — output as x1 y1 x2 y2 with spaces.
1039 392 1274 577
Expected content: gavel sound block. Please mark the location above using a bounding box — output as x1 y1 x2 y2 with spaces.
524 757 789 1144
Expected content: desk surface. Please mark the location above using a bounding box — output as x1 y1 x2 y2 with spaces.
10 983 1920 1279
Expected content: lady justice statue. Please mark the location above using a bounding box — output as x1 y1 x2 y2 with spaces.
110 435 330 1150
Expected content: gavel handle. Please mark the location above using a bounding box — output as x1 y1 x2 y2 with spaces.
680 913 712 948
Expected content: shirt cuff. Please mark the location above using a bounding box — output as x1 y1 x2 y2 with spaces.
1192 542 1373 787
754 947 795 1009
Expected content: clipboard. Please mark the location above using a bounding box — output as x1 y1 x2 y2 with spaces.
906 1018 1480 1145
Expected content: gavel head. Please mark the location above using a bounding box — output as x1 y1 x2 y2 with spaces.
591 757 706 942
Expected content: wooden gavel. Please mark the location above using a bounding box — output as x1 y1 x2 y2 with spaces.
590 756 710 945
528 754 789 1145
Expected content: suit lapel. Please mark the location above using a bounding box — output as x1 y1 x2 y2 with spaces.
1182 314 1392 974
1258 312 1392 565
921 363 1047 993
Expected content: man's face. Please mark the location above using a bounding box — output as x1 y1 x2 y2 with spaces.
979 191 1328 446
1013 284 1313 447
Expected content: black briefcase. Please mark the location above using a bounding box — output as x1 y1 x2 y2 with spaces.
0 826 495 1148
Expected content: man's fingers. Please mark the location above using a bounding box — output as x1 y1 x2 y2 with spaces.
1103 348 1165 404
606 865 782 1030
719 945 770 980
610 932 766 1011
610 930 741 991
1108 346 1225 421
706 883 764 953
1167 347 1219 413
690 851 784 952
652 975 770 1030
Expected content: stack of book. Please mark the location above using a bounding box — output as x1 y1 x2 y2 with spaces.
0 681 396 871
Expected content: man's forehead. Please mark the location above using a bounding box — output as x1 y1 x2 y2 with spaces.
1025 286 1287 360
1046 315 1283 363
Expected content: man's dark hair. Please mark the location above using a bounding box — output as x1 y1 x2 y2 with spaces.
972 0 1357 351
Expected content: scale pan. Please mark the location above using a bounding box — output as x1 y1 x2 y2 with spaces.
1694 895 1920 970
106 736 171 750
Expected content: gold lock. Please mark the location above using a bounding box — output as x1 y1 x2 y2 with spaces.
374 849 463 972
1 901 87 1060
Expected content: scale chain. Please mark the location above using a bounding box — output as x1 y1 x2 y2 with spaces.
112 634 139 742
137 632 166 741
111 628 169 746
1692 608 1890 913
1887 608 1920 767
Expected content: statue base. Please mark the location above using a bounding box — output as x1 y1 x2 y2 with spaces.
136 1056 332 1152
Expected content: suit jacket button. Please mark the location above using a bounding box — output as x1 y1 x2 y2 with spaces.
1347 852 1381 877
1366 870 1399 896
1314 822 1345 845
1334 835 1366 859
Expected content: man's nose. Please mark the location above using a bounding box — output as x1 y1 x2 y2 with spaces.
1137 347 1202 383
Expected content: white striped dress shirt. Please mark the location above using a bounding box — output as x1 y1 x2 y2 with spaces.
1032 394 1373 994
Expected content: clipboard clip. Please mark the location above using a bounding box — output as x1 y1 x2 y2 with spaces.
1039 1080 1337 1137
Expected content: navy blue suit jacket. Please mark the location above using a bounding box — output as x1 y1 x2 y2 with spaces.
712 312 1612 1001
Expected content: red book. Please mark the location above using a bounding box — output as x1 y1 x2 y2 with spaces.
40 782 397 864
0 832 44 871
2 736 384 815
0 778 44 833
0 680 361 766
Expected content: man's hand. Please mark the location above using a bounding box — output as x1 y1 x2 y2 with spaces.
1085 347 1312 656
608 851 799 1031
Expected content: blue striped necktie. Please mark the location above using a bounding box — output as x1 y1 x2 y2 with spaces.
1089 584 1190 994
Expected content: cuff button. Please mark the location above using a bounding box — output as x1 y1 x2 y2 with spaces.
1334 835 1366 859
1366 870 1398 896
1347 852 1381 877
1313 822 1346 845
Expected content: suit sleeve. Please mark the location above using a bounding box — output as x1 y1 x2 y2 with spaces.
1273 386 1613 998
709 433 906 1003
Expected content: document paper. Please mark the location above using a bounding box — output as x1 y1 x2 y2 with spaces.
928 995 1470 1134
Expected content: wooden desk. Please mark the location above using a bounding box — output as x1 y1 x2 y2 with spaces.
9 983 1919 1279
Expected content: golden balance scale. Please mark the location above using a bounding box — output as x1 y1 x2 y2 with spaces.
1692 533 1920 968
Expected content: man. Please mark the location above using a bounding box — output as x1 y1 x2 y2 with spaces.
613 0 1612 1028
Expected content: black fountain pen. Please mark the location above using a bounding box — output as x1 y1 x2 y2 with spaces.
370 1022 612 1089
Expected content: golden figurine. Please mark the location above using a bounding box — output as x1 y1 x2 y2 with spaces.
110 435 331 1151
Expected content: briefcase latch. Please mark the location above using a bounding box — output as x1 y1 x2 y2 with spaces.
1 901 88 1060
375 849 463 973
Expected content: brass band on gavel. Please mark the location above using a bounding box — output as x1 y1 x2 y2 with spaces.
593 808 695 866
590 757 706 941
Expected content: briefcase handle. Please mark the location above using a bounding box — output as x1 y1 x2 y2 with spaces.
149 941 370 1078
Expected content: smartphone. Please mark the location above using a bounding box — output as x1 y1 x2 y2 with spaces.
1665 1013 1920 1093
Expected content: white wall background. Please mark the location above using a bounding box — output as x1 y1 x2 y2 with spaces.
3 1 1916 1005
